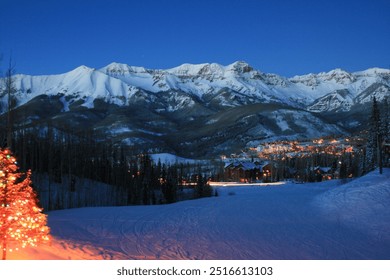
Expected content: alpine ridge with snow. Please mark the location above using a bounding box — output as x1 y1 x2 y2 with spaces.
1 62 389 157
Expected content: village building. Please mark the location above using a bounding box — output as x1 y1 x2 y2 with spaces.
261 162 278 182
224 160 262 182
224 160 286 183
310 166 334 181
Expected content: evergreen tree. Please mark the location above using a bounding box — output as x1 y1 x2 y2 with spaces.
161 165 178 204
381 96 390 142
339 161 348 180
0 148 50 260
382 97 390 167
194 174 212 198
367 97 383 173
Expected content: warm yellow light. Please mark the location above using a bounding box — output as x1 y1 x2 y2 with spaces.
0 149 51 260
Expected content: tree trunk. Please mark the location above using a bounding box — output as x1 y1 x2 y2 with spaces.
2 237 6 260
377 136 383 174
6 63 14 150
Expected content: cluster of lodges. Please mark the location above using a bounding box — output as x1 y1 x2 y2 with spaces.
222 137 390 183
224 160 337 183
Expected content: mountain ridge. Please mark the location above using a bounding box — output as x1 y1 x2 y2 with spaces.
1 61 389 157
8 61 390 107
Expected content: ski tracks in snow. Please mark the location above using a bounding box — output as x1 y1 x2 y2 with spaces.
117 204 207 259
42 171 390 260
112 198 249 259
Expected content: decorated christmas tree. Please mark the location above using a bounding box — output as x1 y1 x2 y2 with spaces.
0 148 50 260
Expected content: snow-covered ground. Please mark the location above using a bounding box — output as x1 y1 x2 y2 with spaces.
8 169 390 260
150 153 199 165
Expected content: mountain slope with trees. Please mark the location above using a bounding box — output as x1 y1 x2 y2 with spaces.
1 62 388 158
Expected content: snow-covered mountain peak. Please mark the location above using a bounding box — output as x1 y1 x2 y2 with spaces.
66 65 95 76
324 68 349 75
318 68 355 84
290 68 355 86
166 62 226 78
354 67 390 77
100 62 148 76
165 61 258 82
289 72 318 87
226 61 254 74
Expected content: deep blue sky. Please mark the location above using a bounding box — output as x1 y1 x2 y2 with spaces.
1 0 389 77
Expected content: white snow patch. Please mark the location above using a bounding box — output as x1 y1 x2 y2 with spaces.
150 153 197 165
59 95 70 112
109 127 132 135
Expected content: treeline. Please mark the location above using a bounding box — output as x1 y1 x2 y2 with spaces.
1 126 214 210
263 146 366 183
366 97 390 174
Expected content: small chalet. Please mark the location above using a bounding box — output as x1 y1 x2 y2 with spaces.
261 162 278 182
311 166 334 181
224 160 262 182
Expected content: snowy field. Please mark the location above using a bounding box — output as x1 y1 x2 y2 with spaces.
8 169 390 260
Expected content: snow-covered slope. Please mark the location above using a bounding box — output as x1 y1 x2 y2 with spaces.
9 65 136 109
9 169 390 260
302 68 390 112
2 62 388 113
314 169 390 242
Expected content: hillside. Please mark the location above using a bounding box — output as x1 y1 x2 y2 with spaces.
1 62 389 157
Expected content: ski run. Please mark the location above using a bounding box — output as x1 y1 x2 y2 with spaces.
8 168 390 260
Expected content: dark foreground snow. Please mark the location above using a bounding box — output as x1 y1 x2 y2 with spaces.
9 169 390 260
